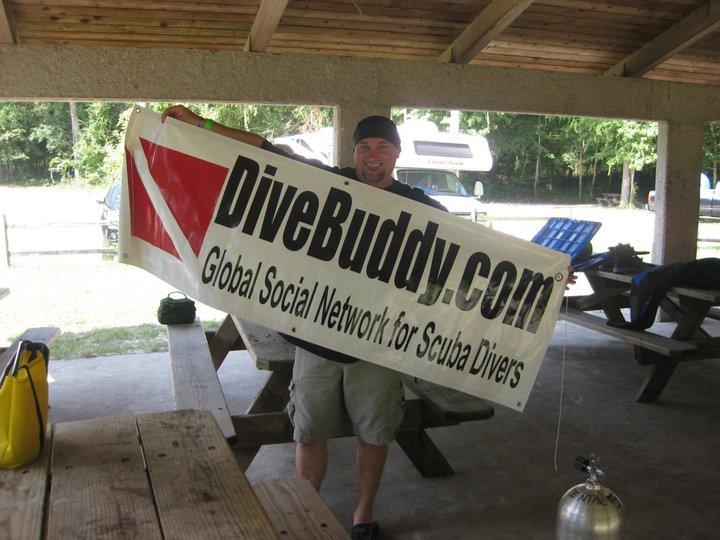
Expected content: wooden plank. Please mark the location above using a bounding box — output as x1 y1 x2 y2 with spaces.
536 0 688 19
230 399 454 449
400 375 494 422
47 415 161 539
439 0 535 63
566 288 630 311
395 429 455 477
254 478 348 539
167 318 235 439
587 269 720 303
136 409 277 539
13 4 257 22
0 327 60 383
234 369 292 471
208 314 246 370
0 0 16 44
232 316 295 371
559 307 696 356
12 0 258 15
245 0 289 52
16 20 251 38
636 361 679 402
0 424 52 540
11 248 117 256
605 0 720 76
662 296 711 340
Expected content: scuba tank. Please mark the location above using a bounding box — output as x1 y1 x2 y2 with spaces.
556 455 624 539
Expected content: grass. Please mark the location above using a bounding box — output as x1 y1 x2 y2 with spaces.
47 319 222 360
0 258 225 359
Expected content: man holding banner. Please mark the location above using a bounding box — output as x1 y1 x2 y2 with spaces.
162 106 445 539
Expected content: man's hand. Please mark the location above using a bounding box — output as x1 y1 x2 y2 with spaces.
566 267 577 290
160 104 265 147
161 105 203 127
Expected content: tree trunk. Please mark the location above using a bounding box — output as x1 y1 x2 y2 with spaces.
714 162 717 187
620 162 632 205
577 143 584 201
606 166 613 193
534 129 541 197
69 101 81 183
591 158 598 192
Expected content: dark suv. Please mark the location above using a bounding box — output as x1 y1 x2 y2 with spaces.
98 184 120 241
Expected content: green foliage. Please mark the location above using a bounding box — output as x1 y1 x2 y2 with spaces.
0 101 332 187
0 101 716 205
703 122 720 184
0 102 73 182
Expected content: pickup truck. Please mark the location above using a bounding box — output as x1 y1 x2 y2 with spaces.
647 173 718 217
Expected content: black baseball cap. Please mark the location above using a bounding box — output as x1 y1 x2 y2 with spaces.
353 116 401 151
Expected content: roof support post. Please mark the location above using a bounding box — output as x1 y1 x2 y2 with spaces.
333 103 392 168
652 120 703 265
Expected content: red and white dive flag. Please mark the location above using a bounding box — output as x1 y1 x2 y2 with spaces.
120 107 569 411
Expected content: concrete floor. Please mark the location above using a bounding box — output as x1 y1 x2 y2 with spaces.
48 322 720 539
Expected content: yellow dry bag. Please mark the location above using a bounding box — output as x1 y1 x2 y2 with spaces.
0 341 49 468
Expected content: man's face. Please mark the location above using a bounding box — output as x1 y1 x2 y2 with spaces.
353 137 400 188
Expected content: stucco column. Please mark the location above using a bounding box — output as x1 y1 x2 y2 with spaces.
333 103 392 167
652 121 704 265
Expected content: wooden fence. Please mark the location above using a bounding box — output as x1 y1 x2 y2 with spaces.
0 214 116 268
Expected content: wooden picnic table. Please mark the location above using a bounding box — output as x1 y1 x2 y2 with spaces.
169 315 494 479
596 192 621 206
562 267 720 402
0 408 347 539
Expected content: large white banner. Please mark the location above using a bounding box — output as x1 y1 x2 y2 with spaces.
120 107 569 411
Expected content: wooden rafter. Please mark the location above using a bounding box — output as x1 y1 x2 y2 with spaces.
0 0 16 44
605 0 720 77
438 0 534 64
245 0 289 52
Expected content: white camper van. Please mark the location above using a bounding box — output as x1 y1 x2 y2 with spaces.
394 119 491 221
273 127 334 164
273 119 492 221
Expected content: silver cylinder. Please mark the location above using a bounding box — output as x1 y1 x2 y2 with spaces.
556 456 624 540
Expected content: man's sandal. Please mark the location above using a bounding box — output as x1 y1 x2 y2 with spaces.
350 521 380 540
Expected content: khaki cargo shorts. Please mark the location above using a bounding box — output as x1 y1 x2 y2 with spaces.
287 347 405 446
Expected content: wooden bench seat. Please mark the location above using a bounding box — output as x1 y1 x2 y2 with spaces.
0 326 60 376
400 375 494 422
254 477 348 539
559 307 696 357
232 316 295 371
166 318 235 440
229 316 494 422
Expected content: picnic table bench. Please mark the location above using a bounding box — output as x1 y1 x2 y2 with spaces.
0 326 60 379
596 192 621 206
167 314 494 478
563 267 720 401
0 408 347 539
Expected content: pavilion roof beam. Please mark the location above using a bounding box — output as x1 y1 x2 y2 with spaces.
605 0 720 77
438 0 534 64
0 0 16 44
244 0 289 52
